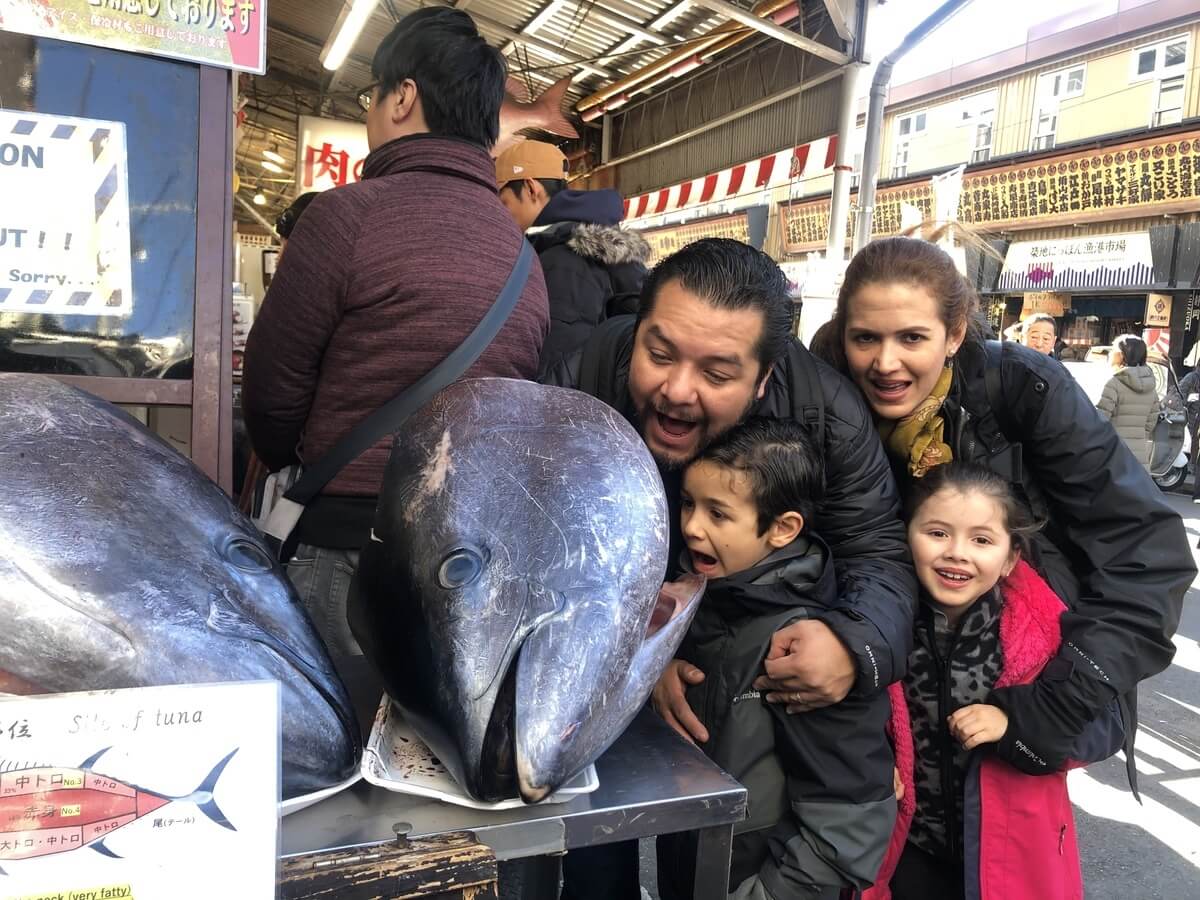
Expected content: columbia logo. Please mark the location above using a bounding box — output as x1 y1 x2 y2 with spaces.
733 690 761 705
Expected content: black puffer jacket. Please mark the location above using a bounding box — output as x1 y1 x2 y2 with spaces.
543 318 918 695
658 539 896 900
529 189 651 374
937 340 1192 775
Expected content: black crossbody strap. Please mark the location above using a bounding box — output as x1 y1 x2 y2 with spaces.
284 240 534 506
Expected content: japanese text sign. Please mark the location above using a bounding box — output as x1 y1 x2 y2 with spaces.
0 109 133 317
999 232 1152 292
297 115 368 193
0 681 278 899
0 1 267 74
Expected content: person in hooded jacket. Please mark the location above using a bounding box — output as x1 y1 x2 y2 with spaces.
1096 334 1161 470
496 141 651 373
658 418 896 900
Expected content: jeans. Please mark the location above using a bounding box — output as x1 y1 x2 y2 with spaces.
286 543 362 657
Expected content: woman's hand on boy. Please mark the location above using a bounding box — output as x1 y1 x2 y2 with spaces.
753 620 855 712
652 659 710 744
948 704 1009 750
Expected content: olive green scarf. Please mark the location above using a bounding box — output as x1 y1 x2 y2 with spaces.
878 365 954 478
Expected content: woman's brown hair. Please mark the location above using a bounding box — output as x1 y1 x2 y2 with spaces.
830 233 990 364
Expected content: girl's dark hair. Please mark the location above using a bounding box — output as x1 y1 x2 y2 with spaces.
694 417 823 535
832 236 989 364
905 462 1042 559
1114 333 1148 367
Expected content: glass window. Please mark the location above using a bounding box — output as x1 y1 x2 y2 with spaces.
893 144 909 179
1165 41 1186 67
0 34 200 379
915 112 927 131
1154 76 1185 127
1066 67 1085 94
899 117 911 136
1138 49 1158 75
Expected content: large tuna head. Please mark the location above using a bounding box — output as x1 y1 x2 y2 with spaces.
350 379 703 803
0 375 359 800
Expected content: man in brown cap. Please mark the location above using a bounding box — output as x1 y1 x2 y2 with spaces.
497 140 651 374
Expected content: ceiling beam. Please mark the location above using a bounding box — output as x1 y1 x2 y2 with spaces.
688 0 849 65
821 0 855 44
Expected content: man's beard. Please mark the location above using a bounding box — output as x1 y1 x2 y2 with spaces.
635 392 760 471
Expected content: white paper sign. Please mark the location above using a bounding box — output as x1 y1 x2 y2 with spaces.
0 682 278 899
296 115 369 193
0 109 133 317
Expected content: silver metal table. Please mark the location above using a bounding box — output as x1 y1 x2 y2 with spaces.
280 659 747 900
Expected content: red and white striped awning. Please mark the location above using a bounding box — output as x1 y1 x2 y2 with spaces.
623 134 837 222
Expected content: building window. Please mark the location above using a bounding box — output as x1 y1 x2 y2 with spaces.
1131 34 1188 81
972 121 994 163
1154 76 1185 126
1033 112 1057 151
897 111 926 137
851 151 862 189
892 143 909 179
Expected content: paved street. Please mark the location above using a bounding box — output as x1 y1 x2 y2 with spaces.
639 490 1200 899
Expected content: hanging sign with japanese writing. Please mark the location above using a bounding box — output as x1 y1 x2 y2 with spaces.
781 182 934 254
0 0 267 74
1021 292 1068 316
0 109 133 317
296 115 369 194
633 207 769 265
0 681 278 899
999 233 1152 292
1146 292 1172 328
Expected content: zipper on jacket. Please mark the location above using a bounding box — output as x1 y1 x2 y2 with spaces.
925 614 965 863
952 405 975 459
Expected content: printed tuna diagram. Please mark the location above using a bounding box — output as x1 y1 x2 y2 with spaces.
0 747 236 872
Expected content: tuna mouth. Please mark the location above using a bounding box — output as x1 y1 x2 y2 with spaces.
477 659 519 801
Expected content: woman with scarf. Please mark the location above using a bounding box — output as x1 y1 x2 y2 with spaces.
759 236 1190 829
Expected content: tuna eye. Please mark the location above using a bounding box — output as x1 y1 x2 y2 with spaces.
438 550 483 589
226 539 274 573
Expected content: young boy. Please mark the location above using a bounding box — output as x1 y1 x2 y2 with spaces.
657 418 897 900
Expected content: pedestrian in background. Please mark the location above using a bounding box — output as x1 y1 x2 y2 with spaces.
1176 365 1200 503
1096 334 1160 471
496 140 651 374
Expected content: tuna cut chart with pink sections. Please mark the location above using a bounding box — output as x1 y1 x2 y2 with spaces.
0 747 236 873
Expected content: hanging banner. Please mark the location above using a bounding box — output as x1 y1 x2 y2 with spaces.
0 109 133 317
1022 292 1068 316
999 232 1152 292
0 1 267 74
632 207 769 265
782 182 935 254
296 116 369 193
0 681 278 899
1146 292 1172 328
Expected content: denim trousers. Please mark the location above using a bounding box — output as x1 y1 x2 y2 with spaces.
285 543 362 657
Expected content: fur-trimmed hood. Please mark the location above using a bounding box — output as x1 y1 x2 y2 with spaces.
566 223 651 266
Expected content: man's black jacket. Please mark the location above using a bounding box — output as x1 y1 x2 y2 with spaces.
543 318 917 695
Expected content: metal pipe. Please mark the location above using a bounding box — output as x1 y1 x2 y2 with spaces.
689 0 849 65
825 0 869 259
853 0 974 253
573 67 842 179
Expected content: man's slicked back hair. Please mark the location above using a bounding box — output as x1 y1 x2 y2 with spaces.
372 8 506 149
637 238 792 375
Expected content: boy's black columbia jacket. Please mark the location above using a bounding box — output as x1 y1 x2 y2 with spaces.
658 537 897 900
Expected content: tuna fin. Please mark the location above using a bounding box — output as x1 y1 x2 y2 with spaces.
532 75 579 139
505 75 532 104
80 747 111 769
179 748 238 831
91 838 121 859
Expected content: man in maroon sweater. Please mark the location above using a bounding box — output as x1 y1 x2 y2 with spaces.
243 8 549 656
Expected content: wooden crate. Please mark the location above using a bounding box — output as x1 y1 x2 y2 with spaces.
280 830 498 900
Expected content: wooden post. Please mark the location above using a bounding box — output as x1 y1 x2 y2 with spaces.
280 830 498 900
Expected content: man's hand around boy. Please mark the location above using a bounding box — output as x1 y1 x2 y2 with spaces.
948 703 1009 750
652 659 709 744
753 620 855 712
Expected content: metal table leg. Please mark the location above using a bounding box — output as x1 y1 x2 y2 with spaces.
692 823 735 900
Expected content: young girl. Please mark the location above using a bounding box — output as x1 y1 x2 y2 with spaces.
867 462 1122 900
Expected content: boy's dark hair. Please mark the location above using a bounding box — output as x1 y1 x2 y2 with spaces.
504 178 567 201
371 8 506 149
694 417 823 535
638 239 792 378
905 462 1042 559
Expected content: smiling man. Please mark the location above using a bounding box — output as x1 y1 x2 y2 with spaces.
543 238 916 900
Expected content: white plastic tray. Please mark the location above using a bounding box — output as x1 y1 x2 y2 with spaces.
361 696 599 810
280 771 362 816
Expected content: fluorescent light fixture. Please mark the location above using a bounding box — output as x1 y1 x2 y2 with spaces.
252 192 267 206
262 147 286 164
262 159 284 174
321 0 381 72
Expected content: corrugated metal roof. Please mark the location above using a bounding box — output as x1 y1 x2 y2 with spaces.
237 1 842 224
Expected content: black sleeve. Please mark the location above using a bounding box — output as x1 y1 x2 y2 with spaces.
990 352 1192 767
811 368 919 694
